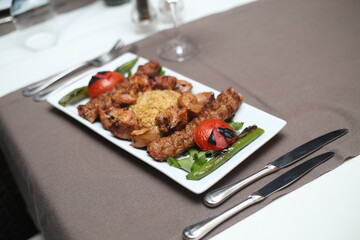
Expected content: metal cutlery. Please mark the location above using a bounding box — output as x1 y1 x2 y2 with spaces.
126 44 139 56
183 152 335 240
33 69 95 102
204 129 348 207
32 42 135 102
23 39 125 97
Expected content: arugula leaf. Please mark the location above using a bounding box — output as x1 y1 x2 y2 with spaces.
167 157 181 168
178 157 195 173
166 149 213 173
191 153 207 172
126 70 132 77
158 67 166 75
167 156 194 173
227 120 244 131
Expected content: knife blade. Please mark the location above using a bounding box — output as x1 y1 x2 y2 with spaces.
183 152 335 240
204 129 347 207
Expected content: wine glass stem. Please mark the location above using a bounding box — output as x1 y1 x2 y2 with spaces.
169 1 181 43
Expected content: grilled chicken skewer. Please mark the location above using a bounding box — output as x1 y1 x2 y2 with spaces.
147 88 243 161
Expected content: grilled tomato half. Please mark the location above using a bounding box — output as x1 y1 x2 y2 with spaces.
194 119 238 151
88 71 124 98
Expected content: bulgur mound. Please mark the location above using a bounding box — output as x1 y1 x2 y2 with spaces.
130 90 180 128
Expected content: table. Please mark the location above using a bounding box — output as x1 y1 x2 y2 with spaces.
0 0 359 239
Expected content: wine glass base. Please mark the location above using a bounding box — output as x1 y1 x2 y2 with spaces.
157 36 200 62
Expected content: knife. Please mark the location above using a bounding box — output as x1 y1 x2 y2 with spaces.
203 129 348 207
183 152 335 240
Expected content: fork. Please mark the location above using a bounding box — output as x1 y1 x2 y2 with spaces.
33 43 138 102
23 39 125 97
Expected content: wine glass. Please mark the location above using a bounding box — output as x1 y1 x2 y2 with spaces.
156 0 200 62
10 0 59 51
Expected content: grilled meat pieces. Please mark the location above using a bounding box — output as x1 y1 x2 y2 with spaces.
75 60 244 163
147 88 243 161
178 92 215 119
77 61 160 122
99 105 126 130
77 60 193 123
130 126 161 148
136 60 161 75
155 106 188 135
175 79 193 94
111 92 137 106
77 92 113 123
155 92 214 135
108 109 138 140
151 75 177 91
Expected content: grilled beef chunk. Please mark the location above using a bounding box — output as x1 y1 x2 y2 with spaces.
147 88 243 161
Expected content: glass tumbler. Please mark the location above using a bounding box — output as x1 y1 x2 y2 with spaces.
11 0 59 51
131 0 157 33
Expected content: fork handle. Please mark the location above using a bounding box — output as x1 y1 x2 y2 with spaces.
33 69 94 102
23 62 90 96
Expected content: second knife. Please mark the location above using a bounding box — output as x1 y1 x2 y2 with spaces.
203 128 348 207
184 152 335 240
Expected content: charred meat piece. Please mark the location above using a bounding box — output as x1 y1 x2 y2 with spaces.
147 88 243 161
150 75 177 90
175 79 193 94
109 110 138 140
178 92 215 119
129 73 152 92
195 92 215 106
111 92 137 106
155 106 188 135
130 126 161 148
136 61 161 75
77 103 98 123
77 92 113 122
178 93 202 116
99 105 125 130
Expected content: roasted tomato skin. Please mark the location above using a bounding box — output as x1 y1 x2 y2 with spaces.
88 71 124 98
194 119 238 151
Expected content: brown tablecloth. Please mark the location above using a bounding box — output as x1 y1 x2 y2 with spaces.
0 0 359 239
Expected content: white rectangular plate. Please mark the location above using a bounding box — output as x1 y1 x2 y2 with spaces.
47 53 286 194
